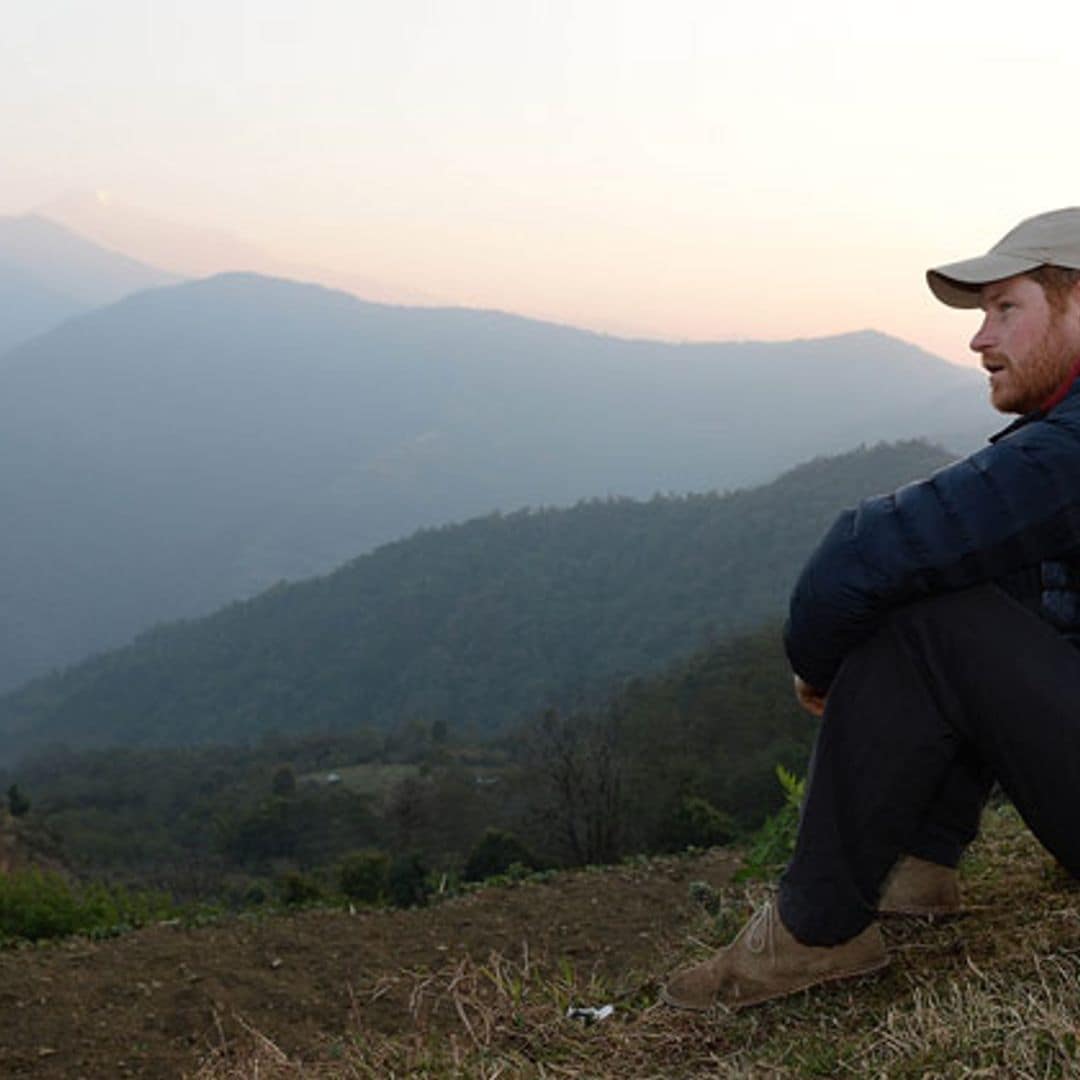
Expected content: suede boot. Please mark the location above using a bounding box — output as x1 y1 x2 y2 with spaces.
660 900 889 1011
878 855 961 917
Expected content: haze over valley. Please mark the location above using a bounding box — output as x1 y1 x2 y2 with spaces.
0 216 996 696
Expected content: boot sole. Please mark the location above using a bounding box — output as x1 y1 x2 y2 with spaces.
659 954 891 1013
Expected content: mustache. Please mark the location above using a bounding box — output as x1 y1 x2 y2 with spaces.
980 351 1008 368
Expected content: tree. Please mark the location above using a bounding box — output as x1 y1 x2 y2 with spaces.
387 852 431 908
464 828 536 881
271 765 297 798
226 798 298 865
7 784 29 818
523 707 624 866
338 849 390 902
383 777 432 852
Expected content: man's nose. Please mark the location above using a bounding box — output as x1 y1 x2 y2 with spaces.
970 315 994 354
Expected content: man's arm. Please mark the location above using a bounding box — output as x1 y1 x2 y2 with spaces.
784 409 1080 690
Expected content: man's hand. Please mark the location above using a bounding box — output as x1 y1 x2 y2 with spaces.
793 674 827 717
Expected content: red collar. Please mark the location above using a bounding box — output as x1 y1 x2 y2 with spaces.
1040 355 1080 412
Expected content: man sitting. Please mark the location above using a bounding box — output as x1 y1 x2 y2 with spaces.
662 207 1080 1010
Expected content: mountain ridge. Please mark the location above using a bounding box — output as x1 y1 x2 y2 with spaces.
0 269 994 693
0 213 181 356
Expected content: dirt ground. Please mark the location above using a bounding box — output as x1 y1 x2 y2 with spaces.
0 850 737 1078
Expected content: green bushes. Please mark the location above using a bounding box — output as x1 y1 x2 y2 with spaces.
659 795 736 852
7 784 29 817
277 870 325 906
337 849 390 903
275 849 431 909
737 765 806 880
387 853 432 908
464 829 537 882
0 869 173 943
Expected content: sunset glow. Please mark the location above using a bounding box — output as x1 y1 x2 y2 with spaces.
5 0 1080 364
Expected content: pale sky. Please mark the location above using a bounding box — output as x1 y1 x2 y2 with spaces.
4 0 1080 364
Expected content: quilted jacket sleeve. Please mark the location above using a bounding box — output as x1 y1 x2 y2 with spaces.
784 407 1080 690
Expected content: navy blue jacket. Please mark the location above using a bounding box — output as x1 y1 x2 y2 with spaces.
784 377 1080 690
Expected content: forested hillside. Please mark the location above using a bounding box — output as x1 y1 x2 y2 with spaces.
2 619 806 898
0 440 954 763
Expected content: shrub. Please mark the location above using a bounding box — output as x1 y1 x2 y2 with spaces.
271 766 297 798
464 829 537 882
218 874 271 909
277 870 324 907
661 794 737 851
7 784 29 817
0 869 79 940
688 879 721 915
387 853 432 909
0 869 173 942
337 849 390 903
737 765 806 881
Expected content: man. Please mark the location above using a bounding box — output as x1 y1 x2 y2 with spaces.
662 207 1080 1011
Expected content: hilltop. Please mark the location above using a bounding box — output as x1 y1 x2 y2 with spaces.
0 804 1075 1077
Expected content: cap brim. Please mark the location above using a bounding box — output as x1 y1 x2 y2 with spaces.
927 252 1043 308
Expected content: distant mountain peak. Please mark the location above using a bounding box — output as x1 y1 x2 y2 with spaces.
0 214 184 359
0 213 180 301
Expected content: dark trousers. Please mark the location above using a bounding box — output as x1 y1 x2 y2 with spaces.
779 584 1080 946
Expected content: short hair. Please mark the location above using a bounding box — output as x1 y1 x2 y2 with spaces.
1028 265 1080 313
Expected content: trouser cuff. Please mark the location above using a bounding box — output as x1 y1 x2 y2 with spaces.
777 877 875 947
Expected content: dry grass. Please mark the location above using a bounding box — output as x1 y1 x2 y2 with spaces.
192 804 1080 1079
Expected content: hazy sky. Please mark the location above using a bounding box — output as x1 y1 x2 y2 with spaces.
4 1 1080 364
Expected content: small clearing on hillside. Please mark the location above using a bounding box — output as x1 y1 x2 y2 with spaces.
295 761 422 795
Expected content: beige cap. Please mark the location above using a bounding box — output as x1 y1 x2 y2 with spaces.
927 207 1080 308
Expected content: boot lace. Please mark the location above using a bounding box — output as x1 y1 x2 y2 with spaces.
745 899 776 959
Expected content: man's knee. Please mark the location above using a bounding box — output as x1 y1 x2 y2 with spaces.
881 584 1008 634
828 585 1019 712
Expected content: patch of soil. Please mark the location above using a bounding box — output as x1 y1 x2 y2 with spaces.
0 850 737 1078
